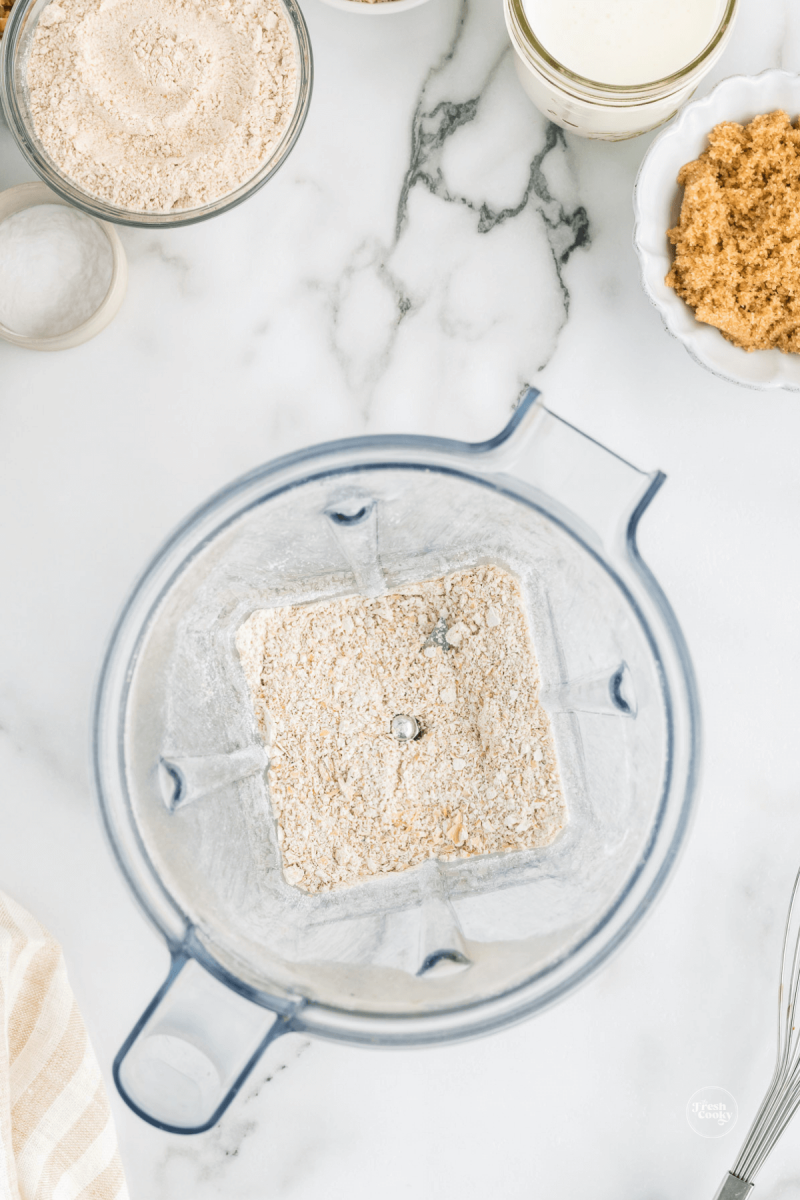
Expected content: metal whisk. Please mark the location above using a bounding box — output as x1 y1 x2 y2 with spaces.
714 866 800 1198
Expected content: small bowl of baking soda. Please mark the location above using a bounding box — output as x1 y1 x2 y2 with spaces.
0 181 126 350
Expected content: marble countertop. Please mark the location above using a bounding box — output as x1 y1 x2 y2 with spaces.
4 0 800 1194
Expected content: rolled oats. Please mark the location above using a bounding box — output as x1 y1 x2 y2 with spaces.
236 566 566 894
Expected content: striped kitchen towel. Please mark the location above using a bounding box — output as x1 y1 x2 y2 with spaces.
0 891 129 1200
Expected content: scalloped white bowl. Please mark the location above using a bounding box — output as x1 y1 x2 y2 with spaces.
634 70 800 391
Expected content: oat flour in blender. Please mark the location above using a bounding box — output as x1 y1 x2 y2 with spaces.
237 565 567 894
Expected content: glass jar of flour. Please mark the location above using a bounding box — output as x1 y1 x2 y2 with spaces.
504 0 738 140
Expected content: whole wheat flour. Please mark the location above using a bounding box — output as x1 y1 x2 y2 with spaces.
27 0 297 213
236 566 567 895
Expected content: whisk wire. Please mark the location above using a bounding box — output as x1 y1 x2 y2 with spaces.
728 865 800 1185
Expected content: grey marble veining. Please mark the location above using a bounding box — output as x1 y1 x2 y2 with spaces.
398 24 590 280
318 0 593 420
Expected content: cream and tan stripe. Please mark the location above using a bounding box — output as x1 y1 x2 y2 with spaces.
0 892 129 1200
12 1002 87 1159
74 1156 125 1200
2 895 42 944
15 1039 97 1194
10 969 74 1104
0 934 21 1200
32 1076 113 1200
8 944 64 1069
50 1108 119 1200
1 896 34 1200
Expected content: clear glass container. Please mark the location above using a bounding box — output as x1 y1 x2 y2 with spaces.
93 390 699 1132
504 0 738 141
0 181 127 349
0 0 313 228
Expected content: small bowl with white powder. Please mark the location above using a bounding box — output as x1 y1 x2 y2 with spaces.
0 0 312 226
0 182 126 349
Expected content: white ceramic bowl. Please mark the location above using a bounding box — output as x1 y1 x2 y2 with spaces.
0 181 127 350
634 70 800 391
318 0 429 14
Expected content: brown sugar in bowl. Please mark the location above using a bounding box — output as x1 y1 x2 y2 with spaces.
634 70 800 390
666 111 800 354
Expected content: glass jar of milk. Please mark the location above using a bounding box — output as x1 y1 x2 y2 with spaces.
505 0 738 140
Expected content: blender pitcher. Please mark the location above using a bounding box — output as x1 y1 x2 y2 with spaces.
93 389 699 1133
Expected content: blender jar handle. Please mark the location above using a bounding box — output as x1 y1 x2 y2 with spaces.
114 954 295 1134
486 391 664 554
